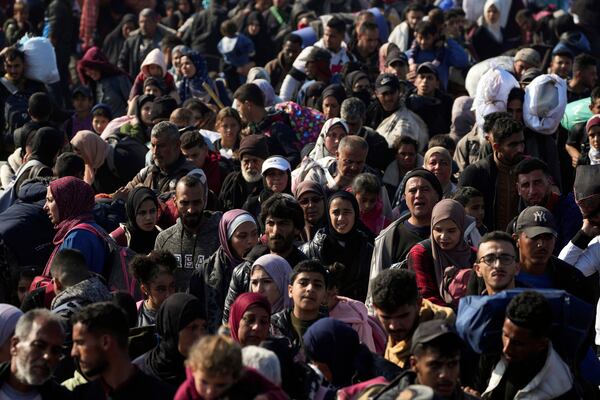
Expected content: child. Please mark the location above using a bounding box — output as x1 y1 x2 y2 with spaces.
218 19 256 91
214 107 242 159
129 48 177 100
180 130 231 194
352 172 390 236
91 103 112 134
453 185 487 236
578 114 600 166
65 85 93 139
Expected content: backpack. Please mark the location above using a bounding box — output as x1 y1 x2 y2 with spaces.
0 78 29 146
274 101 326 147
455 289 592 367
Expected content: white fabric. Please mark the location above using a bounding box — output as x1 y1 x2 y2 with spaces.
558 236 600 278
376 107 429 152
472 67 519 130
227 213 257 239
141 48 167 77
278 46 314 101
523 74 567 135
387 21 410 52
465 56 514 97
309 118 349 161
480 0 504 42
18 35 59 84
314 39 353 72
463 0 512 27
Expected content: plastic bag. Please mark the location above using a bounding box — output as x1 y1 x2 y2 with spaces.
561 97 592 131
465 56 515 97
472 67 520 129
523 74 567 135
18 35 60 84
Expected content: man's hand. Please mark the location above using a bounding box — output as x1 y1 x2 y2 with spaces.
333 173 352 190
581 219 600 237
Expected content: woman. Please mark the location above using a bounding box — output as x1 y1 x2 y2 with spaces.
213 107 242 159
320 84 347 120
252 79 280 107
130 251 177 326
228 292 272 347
138 293 208 387
189 210 258 333
242 11 275 67
120 94 155 144
469 0 509 61
249 255 292 314
177 51 216 104
0 304 22 363
423 146 456 198
295 181 327 241
71 130 146 194
43 177 106 274
77 46 132 118
170 45 191 83
344 70 372 108
407 199 477 308
244 156 292 218
309 118 349 161
102 14 137 65
301 191 374 302
111 187 160 254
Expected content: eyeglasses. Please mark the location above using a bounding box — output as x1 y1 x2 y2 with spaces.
478 254 516 267
298 196 323 206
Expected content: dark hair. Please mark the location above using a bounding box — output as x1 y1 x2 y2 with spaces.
452 186 483 206
50 249 89 287
111 291 138 328
183 98 211 115
573 53 597 73
326 262 345 290
392 136 418 152
479 231 518 257
92 106 112 120
444 8 465 21
483 112 510 133
129 250 177 285
591 86 600 102
2 47 25 62
358 21 378 36
54 152 85 178
220 19 237 37
180 130 207 150
161 35 183 52
234 83 265 107
352 172 380 194
428 134 456 152
515 9 534 22
428 8 444 27
260 193 305 230
290 259 329 287
405 3 425 17
506 291 552 338
491 117 522 144
415 21 437 36
412 334 462 358
507 87 525 103
553 51 573 60
326 17 346 34
285 33 303 46
371 269 419 312
514 157 550 177
71 302 130 349
28 92 52 121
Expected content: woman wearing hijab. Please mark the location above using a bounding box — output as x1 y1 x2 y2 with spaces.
423 146 456 198
301 191 374 302
0 304 22 363
229 292 272 347
406 199 477 308
189 209 258 333
177 51 217 104
449 96 475 140
102 14 137 66
77 46 132 118
110 187 160 254
295 181 327 241
309 117 349 162
252 79 281 107
470 0 509 61
120 94 155 144
320 84 347 119
242 11 275 67
43 177 107 274
303 81 327 109
344 70 372 108
249 254 292 314
137 293 207 387
71 130 146 194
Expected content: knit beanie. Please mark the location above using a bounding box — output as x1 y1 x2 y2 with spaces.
150 96 178 121
238 134 269 160
399 167 443 200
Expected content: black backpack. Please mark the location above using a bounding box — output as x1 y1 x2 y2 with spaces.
1 78 30 146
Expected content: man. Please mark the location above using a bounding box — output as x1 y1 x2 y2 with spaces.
567 53 598 102
512 48 541 80
221 193 307 324
0 309 71 399
459 117 525 231
508 157 582 254
265 33 302 92
348 21 381 81
303 47 332 87
383 43 409 80
548 50 573 80
406 63 453 137
371 268 454 369
325 136 379 192
383 136 422 202
71 303 175 398
45 0 75 104
341 97 394 172
369 168 443 292
513 206 594 304
125 121 195 195
479 292 577 399
155 173 222 291
218 134 268 211
376 319 477 400
118 8 175 77
472 231 521 295
314 17 353 78
366 73 402 129
233 83 300 167
388 4 425 52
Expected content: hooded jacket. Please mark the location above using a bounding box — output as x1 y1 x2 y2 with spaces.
130 48 177 99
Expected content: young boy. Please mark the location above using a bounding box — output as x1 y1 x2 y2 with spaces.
91 103 112 135
453 186 487 235
65 85 93 139
352 172 389 236
270 260 328 353
180 130 231 194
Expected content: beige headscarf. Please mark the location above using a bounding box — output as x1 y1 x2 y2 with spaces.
70 130 111 185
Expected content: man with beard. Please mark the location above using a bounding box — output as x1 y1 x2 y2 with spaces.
222 193 307 324
71 302 174 398
219 134 269 211
0 309 71 399
459 117 525 231
155 172 222 291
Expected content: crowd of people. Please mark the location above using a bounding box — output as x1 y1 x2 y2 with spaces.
0 0 599 398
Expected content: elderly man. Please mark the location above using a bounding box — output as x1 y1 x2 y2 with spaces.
0 309 72 399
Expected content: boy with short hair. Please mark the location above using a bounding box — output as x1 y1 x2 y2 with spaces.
352 172 389 236
453 186 487 235
91 103 112 134
65 86 93 139
180 130 231 194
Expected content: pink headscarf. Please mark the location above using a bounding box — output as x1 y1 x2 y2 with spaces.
49 177 95 244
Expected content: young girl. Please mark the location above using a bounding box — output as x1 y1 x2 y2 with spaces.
213 107 242 159
129 48 177 100
578 114 600 165
309 117 349 161
352 172 390 236
130 251 177 327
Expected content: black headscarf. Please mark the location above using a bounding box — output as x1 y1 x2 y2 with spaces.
134 94 155 137
102 13 137 65
145 293 206 386
243 11 274 67
29 127 63 167
343 71 372 108
326 191 361 242
304 81 327 109
125 187 159 254
320 84 347 111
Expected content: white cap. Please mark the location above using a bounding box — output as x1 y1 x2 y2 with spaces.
261 156 291 175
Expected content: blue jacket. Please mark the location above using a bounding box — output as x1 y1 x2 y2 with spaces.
59 222 107 275
405 38 469 90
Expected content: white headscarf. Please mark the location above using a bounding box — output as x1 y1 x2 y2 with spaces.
309 118 349 161
481 0 503 43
